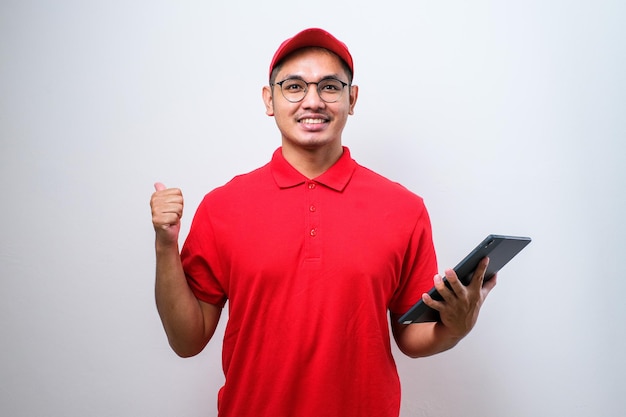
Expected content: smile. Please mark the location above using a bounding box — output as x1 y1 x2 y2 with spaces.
299 118 327 124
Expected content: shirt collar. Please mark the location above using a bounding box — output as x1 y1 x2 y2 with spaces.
270 146 357 192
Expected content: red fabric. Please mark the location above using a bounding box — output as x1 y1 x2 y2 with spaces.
269 28 354 78
181 147 437 417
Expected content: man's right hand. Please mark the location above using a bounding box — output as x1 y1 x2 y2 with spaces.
150 182 184 246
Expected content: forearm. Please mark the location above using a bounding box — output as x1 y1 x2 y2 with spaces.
392 319 465 358
393 261 496 358
154 241 211 357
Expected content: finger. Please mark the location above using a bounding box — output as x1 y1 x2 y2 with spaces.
470 257 490 290
421 292 444 311
159 203 183 216
441 269 465 296
482 272 497 293
150 185 183 221
433 273 457 300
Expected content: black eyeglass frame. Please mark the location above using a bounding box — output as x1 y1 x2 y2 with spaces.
272 77 350 103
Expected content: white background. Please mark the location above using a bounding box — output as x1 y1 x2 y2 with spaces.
1 1 625 416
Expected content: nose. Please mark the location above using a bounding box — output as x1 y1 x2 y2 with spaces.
301 83 325 108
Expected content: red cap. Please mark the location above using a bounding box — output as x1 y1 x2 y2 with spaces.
269 28 354 80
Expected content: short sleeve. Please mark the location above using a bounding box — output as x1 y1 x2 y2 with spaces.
180 194 228 308
388 203 438 315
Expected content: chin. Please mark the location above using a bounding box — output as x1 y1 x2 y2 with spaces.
295 137 336 150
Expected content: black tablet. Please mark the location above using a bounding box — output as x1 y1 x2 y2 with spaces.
398 234 532 324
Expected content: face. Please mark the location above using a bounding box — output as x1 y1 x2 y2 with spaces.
263 48 358 153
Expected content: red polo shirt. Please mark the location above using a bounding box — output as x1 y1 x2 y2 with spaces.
181 147 437 417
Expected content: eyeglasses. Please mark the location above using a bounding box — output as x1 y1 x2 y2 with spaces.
273 77 349 103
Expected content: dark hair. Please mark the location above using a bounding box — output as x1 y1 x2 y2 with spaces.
269 47 353 85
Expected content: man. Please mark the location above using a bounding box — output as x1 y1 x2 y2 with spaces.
151 28 495 417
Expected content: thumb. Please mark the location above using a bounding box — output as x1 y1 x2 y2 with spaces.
154 182 166 192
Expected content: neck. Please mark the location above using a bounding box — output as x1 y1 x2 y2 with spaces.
281 143 344 179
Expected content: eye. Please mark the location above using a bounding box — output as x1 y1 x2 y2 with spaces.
282 79 306 92
319 79 343 91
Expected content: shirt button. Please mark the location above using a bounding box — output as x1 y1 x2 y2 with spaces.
310 228 317 237
308 183 316 189
309 205 316 212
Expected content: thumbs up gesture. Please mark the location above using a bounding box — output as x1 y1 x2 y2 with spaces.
150 182 184 246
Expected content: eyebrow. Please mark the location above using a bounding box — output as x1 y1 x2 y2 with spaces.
278 74 348 83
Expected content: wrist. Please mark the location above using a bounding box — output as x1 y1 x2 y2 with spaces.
433 321 466 347
154 235 180 254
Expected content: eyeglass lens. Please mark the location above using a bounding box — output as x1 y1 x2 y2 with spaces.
279 78 346 103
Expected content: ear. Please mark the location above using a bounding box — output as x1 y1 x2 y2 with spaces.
262 85 274 116
348 85 358 115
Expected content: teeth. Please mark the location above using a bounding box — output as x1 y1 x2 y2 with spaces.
300 118 325 124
